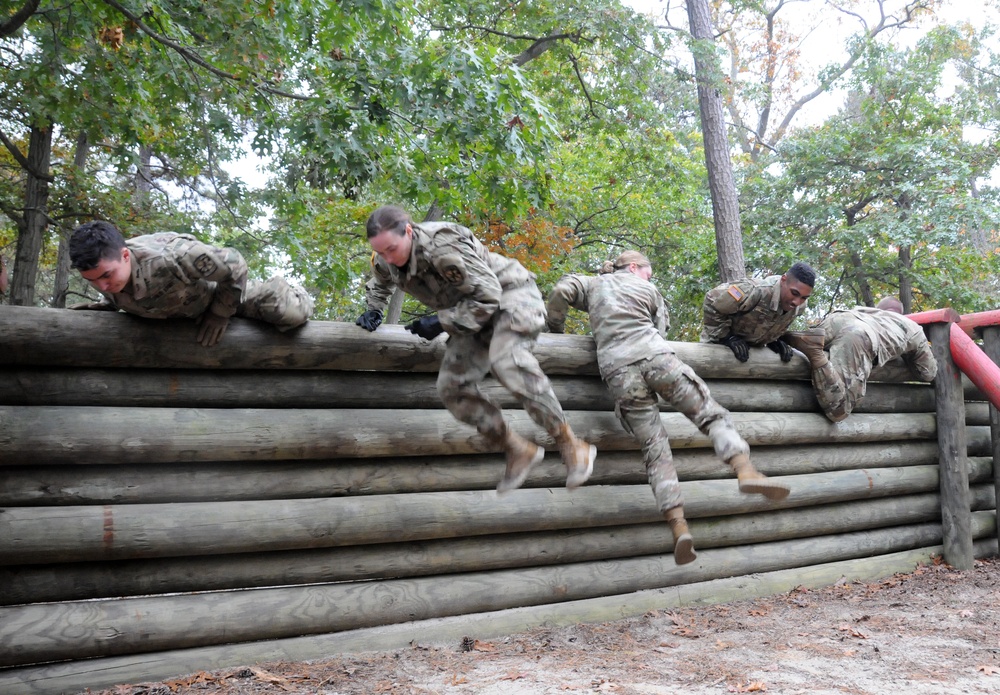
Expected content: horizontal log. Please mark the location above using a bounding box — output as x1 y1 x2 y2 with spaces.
3 516 994 669
0 367 940 414
0 464 967 565
0 306 946 383
0 406 939 465
5 485 994 606
6 441 988 507
7 540 999 695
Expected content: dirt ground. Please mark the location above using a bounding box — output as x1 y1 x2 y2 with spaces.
87 556 1000 695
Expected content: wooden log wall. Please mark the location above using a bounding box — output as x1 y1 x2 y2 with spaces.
0 305 996 695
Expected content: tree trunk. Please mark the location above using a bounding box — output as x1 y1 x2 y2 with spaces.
898 244 912 313
10 124 52 306
52 132 91 308
133 143 154 210
686 0 745 283
849 248 874 306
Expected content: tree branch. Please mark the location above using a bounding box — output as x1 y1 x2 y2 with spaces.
0 0 39 38
99 0 309 100
0 125 53 181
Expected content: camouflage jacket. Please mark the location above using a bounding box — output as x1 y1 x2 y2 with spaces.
546 270 671 378
823 307 938 381
700 274 804 345
97 233 247 319
364 221 536 336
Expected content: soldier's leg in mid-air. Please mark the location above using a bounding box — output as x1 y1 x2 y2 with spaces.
645 355 788 501
237 277 314 331
439 331 543 493
814 328 872 422
490 309 595 490
606 365 695 565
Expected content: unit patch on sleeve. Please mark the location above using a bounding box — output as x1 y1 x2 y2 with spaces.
193 254 218 276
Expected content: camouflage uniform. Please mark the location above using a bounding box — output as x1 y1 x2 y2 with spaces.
95 233 313 330
364 221 568 443
547 270 748 512
811 307 938 422
701 274 805 345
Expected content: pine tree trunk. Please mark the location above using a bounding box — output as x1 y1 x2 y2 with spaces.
10 124 51 306
687 0 746 283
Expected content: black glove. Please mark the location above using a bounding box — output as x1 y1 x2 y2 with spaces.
720 334 750 362
355 309 383 332
767 339 794 362
405 315 444 341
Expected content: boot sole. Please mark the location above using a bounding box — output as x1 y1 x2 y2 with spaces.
674 534 697 565
739 480 790 501
496 447 545 494
565 444 597 490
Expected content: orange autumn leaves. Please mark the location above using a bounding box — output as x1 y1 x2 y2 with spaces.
480 215 577 273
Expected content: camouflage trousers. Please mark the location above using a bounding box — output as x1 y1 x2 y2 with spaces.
236 276 314 331
605 353 749 513
437 284 566 444
811 314 874 422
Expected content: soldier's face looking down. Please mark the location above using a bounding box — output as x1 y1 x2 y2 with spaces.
79 246 132 294
778 274 812 312
628 262 653 282
369 225 413 268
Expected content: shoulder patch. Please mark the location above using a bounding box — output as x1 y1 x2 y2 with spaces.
193 253 218 276
727 285 745 302
437 253 467 285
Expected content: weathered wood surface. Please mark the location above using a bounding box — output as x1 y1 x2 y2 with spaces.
7 440 993 507
1 464 973 565
928 322 974 569
4 516 994 669
982 325 1000 546
0 367 942 413
9 541 1000 695
4 485 994 606
0 406 940 465
0 305 940 382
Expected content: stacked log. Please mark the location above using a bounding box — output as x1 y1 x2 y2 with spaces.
0 305 995 695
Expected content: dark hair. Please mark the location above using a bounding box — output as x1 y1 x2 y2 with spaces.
366 205 412 239
785 261 816 288
876 297 904 313
69 221 126 271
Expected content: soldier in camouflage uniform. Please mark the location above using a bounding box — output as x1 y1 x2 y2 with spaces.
701 262 817 362
69 221 313 347
547 251 789 566
784 297 937 422
355 205 596 492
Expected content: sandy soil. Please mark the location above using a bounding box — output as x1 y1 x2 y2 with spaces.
86 556 1000 695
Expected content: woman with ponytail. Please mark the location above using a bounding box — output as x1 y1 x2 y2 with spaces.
546 251 789 565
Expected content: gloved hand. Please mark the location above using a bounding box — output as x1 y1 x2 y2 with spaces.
195 311 231 347
767 339 794 362
355 309 383 332
720 334 750 362
405 314 444 341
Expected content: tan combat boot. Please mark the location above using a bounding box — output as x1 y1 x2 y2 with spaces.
729 454 790 501
783 328 828 368
555 422 596 490
496 430 545 493
663 507 697 565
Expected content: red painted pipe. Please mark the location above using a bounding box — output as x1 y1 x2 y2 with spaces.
905 308 961 325
904 307 1000 409
957 309 1000 336
948 323 1000 409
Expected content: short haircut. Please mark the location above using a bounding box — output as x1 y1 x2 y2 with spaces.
366 205 412 239
785 261 816 288
876 297 904 313
69 221 126 271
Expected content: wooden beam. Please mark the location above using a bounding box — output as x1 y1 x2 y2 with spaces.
0 407 940 466
981 325 1000 549
3 519 994 669
0 466 955 565
5 486 994 606
927 321 974 569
